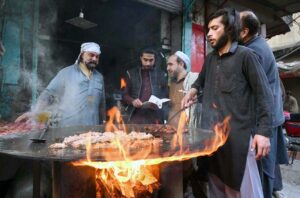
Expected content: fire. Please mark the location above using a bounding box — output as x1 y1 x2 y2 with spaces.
120 78 126 89
171 111 188 151
105 106 126 133
73 106 231 197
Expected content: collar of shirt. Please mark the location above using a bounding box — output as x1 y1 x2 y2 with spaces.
170 76 185 84
78 63 93 79
212 41 238 57
176 72 187 83
245 35 259 46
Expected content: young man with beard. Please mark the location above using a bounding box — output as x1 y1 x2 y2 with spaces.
182 8 273 197
239 11 289 198
16 42 106 127
122 48 168 124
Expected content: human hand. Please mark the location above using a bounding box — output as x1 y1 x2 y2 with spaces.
181 88 198 109
15 111 50 124
251 134 270 160
132 99 143 108
15 112 33 123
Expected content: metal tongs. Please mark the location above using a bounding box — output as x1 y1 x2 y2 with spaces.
30 124 49 143
154 107 188 133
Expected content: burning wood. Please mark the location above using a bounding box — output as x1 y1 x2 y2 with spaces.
95 166 159 198
70 106 231 198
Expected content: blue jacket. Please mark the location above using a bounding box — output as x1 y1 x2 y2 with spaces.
245 35 285 127
245 36 288 179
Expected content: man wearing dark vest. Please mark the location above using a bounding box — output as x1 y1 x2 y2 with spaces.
122 48 168 124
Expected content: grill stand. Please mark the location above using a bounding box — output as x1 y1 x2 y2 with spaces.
52 161 61 198
32 161 41 198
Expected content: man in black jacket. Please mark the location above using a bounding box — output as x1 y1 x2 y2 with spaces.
182 8 273 197
239 11 289 198
122 48 168 124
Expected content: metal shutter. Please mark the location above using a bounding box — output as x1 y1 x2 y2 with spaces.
135 0 182 13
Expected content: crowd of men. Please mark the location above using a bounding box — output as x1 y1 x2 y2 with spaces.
0 7 290 198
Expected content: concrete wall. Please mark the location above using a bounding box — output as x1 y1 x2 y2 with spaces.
267 13 300 110
267 13 300 50
0 0 37 120
171 14 182 53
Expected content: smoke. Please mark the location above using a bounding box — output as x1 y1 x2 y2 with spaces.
20 68 47 94
17 1 68 113
0 0 5 9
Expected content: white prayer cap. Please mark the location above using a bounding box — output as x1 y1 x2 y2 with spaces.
175 51 190 68
80 42 101 54
75 42 101 64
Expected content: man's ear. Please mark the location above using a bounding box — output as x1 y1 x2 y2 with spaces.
179 61 185 69
241 28 249 38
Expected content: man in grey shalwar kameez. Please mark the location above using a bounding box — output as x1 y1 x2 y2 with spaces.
13 42 106 197
16 42 106 126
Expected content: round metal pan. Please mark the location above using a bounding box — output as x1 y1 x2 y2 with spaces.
0 124 215 162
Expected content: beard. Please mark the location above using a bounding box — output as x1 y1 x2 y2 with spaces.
84 61 97 70
212 32 229 50
169 74 177 82
141 65 154 70
168 70 178 81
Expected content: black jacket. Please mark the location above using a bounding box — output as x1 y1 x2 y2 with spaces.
192 42 273 190
122 66 168 123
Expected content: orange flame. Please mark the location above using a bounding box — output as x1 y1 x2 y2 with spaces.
73 106 231 197
105 106 126 132
171 111 188 152
121 78 126 89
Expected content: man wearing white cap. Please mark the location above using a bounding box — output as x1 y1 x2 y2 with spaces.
160 51 201 198
12 42 106 197
16 42 106 127
167 51 200 128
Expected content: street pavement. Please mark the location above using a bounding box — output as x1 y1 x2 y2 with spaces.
280 159 300 198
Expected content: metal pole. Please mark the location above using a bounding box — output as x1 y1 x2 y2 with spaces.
182 0 194 72
32 161 41 198
52 161 61 198
31 0 39 104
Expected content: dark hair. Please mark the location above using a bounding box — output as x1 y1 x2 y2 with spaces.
240 11 260 36
176 56 187 69
208 8 241 42
139 47 157 57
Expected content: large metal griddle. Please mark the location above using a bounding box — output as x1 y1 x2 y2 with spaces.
0 124 215 162
0 125 216 198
